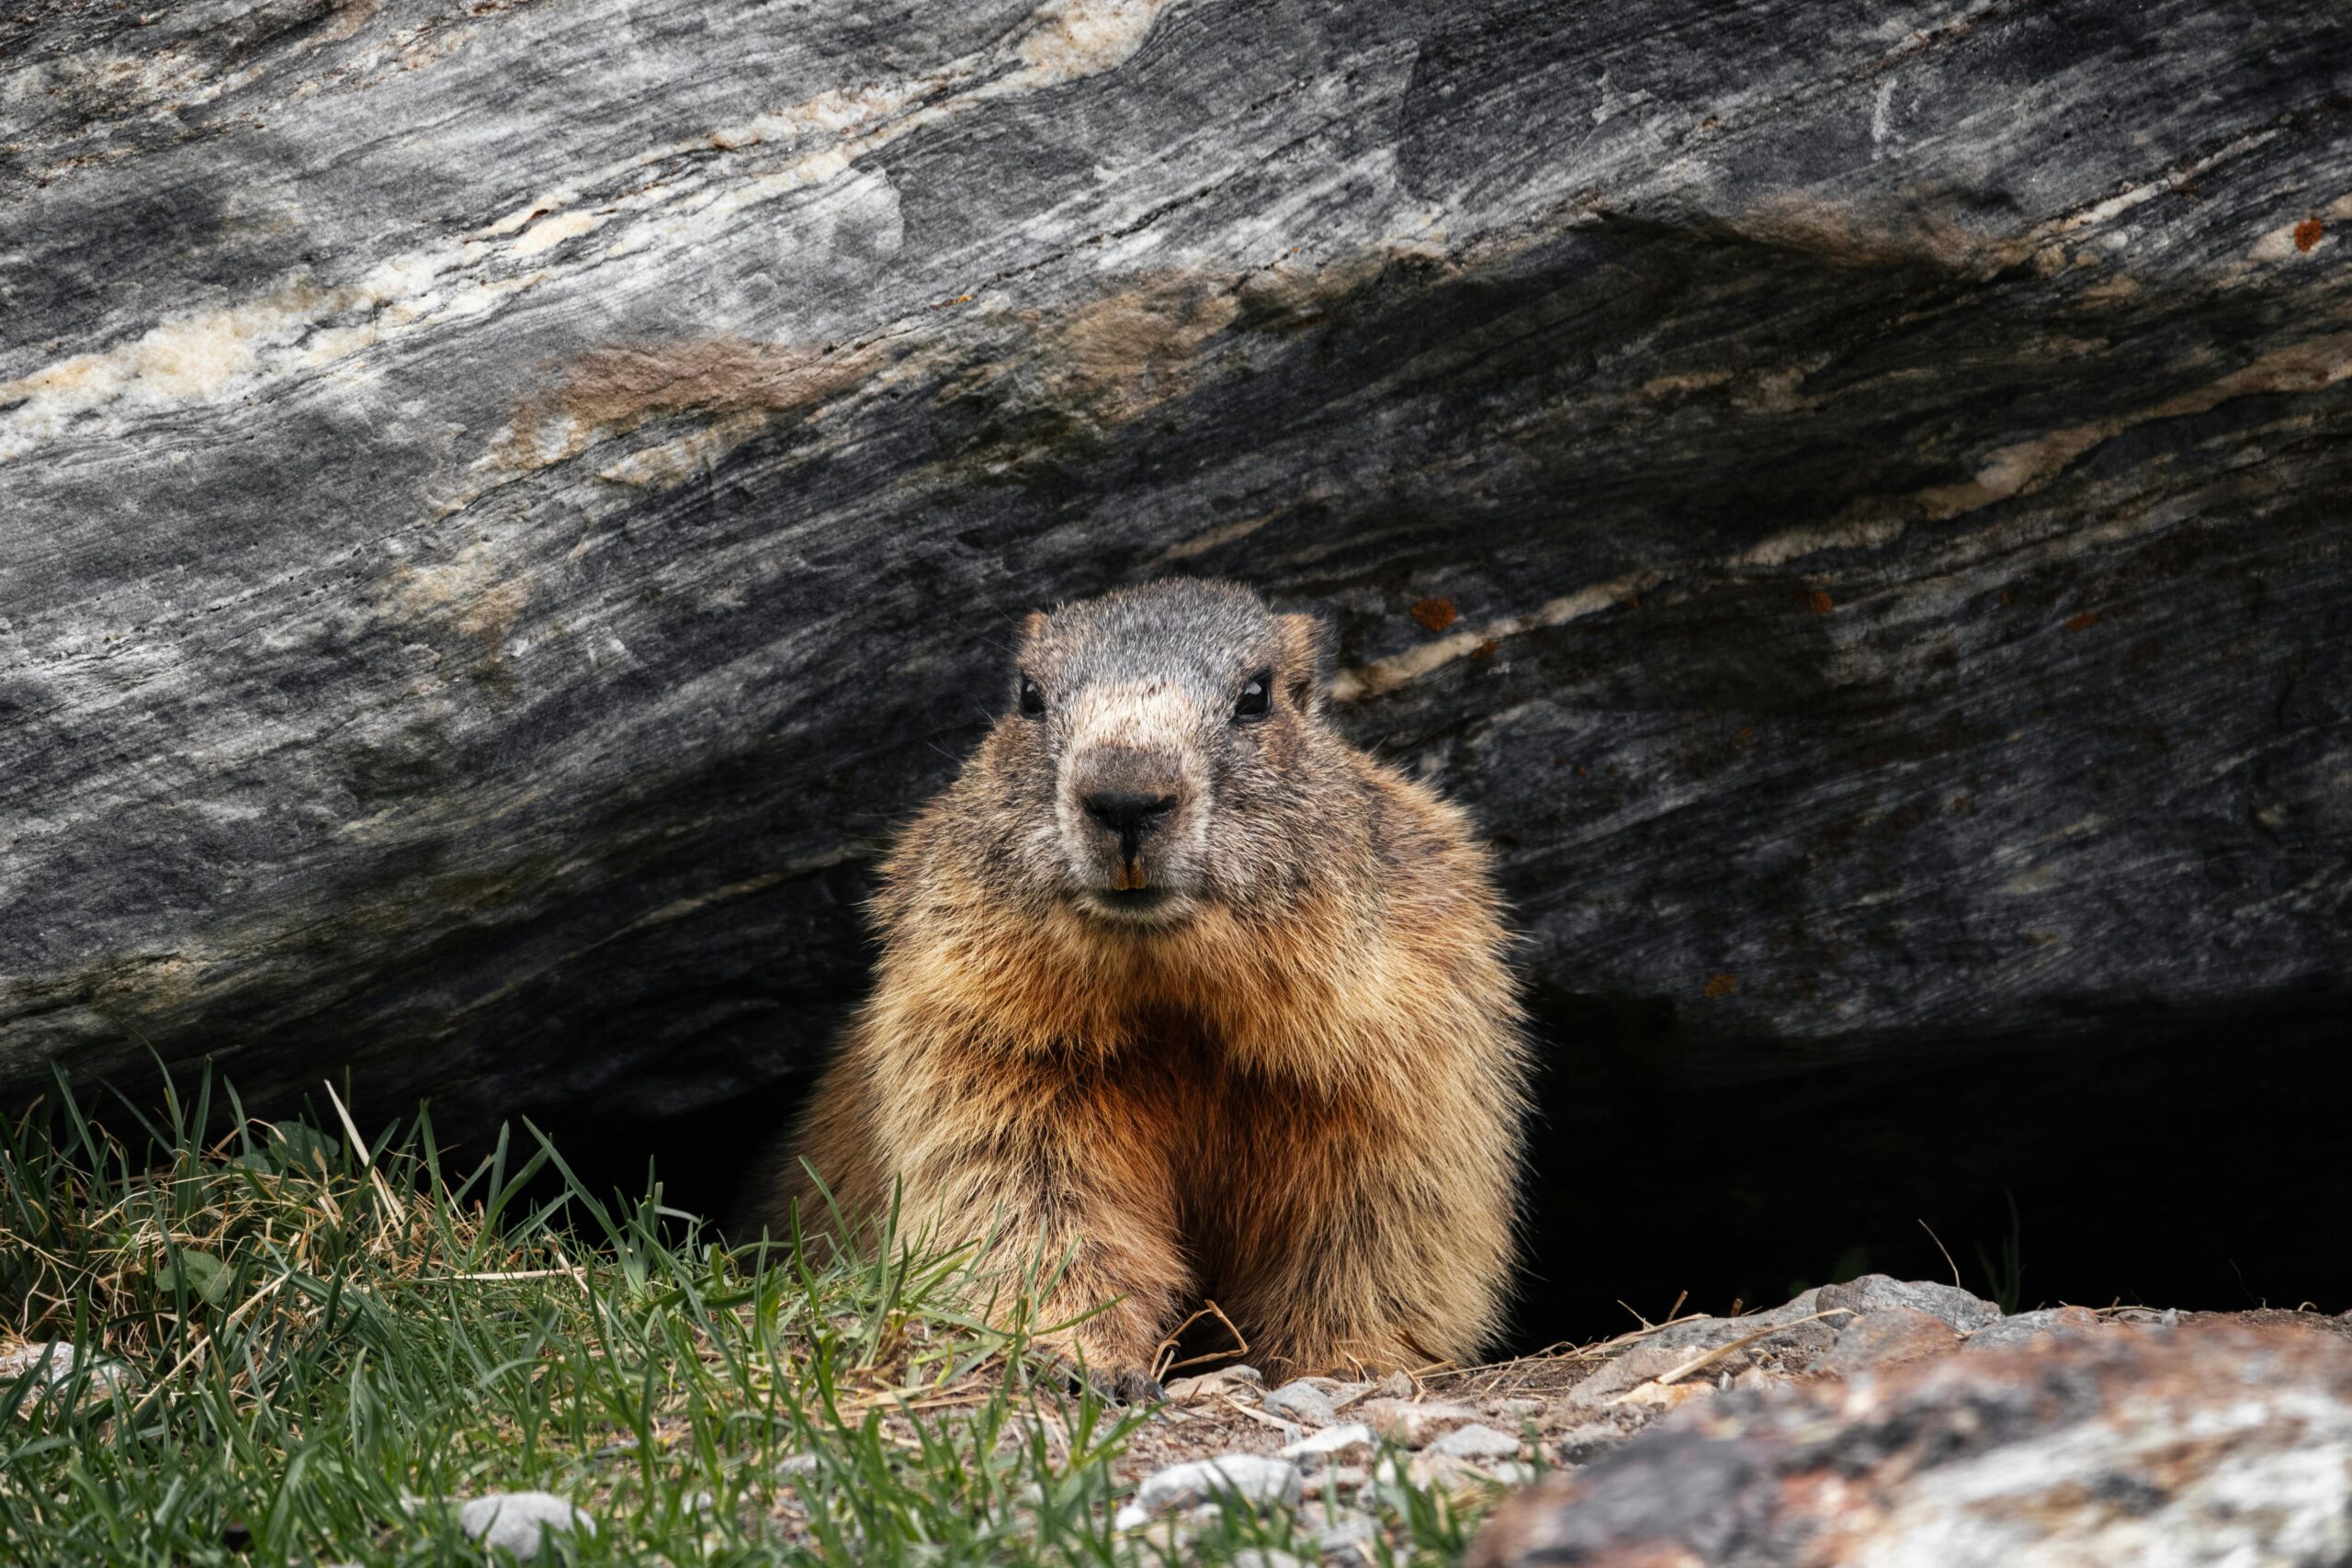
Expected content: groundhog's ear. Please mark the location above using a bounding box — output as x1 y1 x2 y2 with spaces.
1276 612 1329 715
1017 609 1049 648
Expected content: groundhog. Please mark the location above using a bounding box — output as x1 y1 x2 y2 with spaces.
745 578 1529 1391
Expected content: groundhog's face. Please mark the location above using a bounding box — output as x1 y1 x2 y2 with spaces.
995 580 1333 928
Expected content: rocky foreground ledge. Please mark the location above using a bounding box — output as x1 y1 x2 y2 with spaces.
1114 1276 2352 1565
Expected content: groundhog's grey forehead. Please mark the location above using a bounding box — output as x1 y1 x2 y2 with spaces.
1023 580 1283 693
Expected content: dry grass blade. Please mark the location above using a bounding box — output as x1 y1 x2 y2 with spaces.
1919 1218 1964 1291
129 1271 298 1418
1149 1298 1249 1381
324 1080 408 1228
1221 1394 1304 1432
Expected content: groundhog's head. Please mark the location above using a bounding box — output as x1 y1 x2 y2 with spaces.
992 579 1337 928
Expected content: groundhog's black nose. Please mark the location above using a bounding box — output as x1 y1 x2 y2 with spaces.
1083 791 1178 846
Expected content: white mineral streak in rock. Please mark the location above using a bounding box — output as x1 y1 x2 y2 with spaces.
1335 323 2352 703
1859 1384 2352 1567
0 0 1170 467
1330 574 1658 701
0 239 519 462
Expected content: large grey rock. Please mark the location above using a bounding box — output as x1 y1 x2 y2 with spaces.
1472 1321 2352 1568
0 0 2345 1170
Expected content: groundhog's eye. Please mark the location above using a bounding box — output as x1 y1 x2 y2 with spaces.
1234 670 1272 722
1018 674 1046 718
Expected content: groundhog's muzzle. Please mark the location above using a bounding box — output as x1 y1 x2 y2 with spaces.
1069 745 1186 893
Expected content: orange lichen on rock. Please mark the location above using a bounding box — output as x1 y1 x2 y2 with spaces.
2295 218 2324 252
1806 588 1835 614
1704 974 1737 998
490 337 876 477
1411 597 1458 633
2064 610 2100 633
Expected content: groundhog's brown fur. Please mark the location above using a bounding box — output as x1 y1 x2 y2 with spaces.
746 580 1528 1384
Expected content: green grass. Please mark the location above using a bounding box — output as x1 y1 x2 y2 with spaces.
0 1066 1498 1566
1976 1191 2026 1315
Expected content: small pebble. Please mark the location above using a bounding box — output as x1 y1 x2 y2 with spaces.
1406 1450 1499 1489
1163 1364 1265 1403
1281 1422 1375 1462
1233 1551 1307 1568
457 1493 596 1561
1263 1380 1339 1426
1301 1462 1370 1498
1375 1371 1415 1398
1359 1397 1484 1447
1430 1423 1521 1460
1114 1453 1302 1529
1317 1509 1380 1553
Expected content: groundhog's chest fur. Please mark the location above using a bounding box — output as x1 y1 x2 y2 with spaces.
1023 1012 1386 1292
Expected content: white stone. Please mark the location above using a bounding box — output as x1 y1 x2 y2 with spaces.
457 1493 597 1560
1264 1379 1338 1426
1429 1423 1522 1459
1281 1422 1376 1462
1115 1453 1303 1527
1164 1364 1264 1403
0 1341 136 1398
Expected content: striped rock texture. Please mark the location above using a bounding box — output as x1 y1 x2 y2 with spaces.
2 1 2346 1163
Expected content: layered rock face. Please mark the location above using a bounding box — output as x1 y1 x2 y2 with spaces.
2 0 2346 1214
1471 1300 2352 1568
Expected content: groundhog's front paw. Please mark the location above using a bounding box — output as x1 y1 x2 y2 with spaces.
1032 1346 1163 1404
1096 1364 1165 1404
